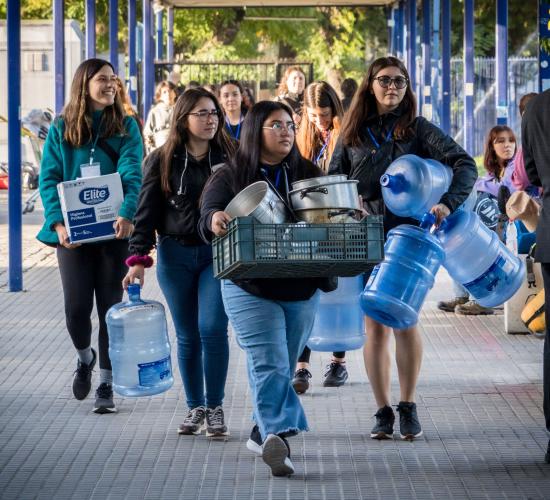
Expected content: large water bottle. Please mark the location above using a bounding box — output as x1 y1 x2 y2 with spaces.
106 284 174 397
380 154 476 219
308 276 365 352
435 210 525 307
360 224 445 329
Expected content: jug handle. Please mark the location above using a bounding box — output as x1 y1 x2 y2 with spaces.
420 212 436 230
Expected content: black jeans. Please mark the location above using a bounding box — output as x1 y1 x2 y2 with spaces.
57 239 129 370
298 346 345 364
540 263 550 431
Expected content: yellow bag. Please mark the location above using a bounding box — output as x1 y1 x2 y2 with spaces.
521 289 545 335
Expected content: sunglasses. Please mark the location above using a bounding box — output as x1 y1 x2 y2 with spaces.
373 76 408 90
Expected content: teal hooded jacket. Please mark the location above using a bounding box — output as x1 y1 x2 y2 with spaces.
37 111 143 245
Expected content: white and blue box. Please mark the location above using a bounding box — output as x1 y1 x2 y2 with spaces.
57 173 124 244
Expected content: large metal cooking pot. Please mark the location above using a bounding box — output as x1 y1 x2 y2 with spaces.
225 181 291 224
294 208 358 224
289 176 360 211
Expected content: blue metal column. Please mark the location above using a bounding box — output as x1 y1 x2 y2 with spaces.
432 0 441 125
422 0 431 120
167 7 174 62
396 2 405 60
128 0 137 105
85 0 96 58
496 0 508 125
53 0 64 114
7 0 22 292
407 0 417 92
156 10 163 60
109 0 118 74
143 0 154 118
464 0 475 153
387 7 395 55
441 0 451 134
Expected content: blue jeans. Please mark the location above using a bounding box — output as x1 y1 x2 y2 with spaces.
221 280 320 440
156 238 229 409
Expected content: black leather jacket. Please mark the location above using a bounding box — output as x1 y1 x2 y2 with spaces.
129 145 227 256
329 108 478 233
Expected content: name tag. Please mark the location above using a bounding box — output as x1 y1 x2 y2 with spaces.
80 163 101 178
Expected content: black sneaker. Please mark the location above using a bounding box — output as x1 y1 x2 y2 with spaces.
206 406 229 438
396 401 422 440
178 406 206 435
545 439 550 464
246 425 263 456
292 368 312 394
262 434 294 477
93 383 117 414
72 348 97 400
370 405 395 439
323 362 348 387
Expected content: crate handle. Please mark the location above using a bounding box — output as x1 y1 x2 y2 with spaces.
300 186 329 199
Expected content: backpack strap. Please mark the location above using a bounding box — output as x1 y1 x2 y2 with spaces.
96 137 120 167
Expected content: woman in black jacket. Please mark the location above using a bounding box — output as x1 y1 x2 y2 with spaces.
199 101 329 477
329 56 477 441
123 88 235 438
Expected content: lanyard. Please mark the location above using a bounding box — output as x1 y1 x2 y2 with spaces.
177 147 212 195
225 114 242 140
366 124 395 151
260 166 283 189
314 131 331 166
89 132 101 165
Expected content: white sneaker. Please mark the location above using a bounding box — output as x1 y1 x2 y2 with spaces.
262 434 294 477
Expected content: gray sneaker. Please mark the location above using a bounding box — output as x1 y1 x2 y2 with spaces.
178 406 206 435
206 406 229 438
93 383 117 414
455 300 495 316
437 296 469 312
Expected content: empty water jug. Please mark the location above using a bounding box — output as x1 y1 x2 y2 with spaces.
106 284 174 397
361 224 445 329
435 210 525 307
308 276 365 352
380 154 476 219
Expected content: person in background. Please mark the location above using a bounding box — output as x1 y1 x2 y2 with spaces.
124 88 234 438
293 81 348 393
144 81 177 154
37 58 143 414
203 83 218 96
522 87 550 465
168 69 186 97
219 80 246 141
330 56 477 441
242 86 256 111
199 101 335 477
276 66 306 125
340 78 358 112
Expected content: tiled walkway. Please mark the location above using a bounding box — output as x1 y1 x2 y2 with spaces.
1 194 550 499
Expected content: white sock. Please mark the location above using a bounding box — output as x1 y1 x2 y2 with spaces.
77 347 93 365
100 369 112 385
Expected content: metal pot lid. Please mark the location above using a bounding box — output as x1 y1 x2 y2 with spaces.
291 175 350 191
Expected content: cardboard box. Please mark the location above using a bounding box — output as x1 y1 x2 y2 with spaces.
57 173 124 244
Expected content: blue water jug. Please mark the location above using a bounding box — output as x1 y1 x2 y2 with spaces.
435 210 525 307
380 154 476 219
360 224 445 329
106 284 174 397
308 276 365 352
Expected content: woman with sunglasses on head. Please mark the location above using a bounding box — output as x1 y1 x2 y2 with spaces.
124 88 235 438
199 101 334 477
330 56 477 441
292 81 348 393
37 58 143 414
218 80 246 141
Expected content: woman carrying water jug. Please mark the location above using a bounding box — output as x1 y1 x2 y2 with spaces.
329 56 477 441
123 88 235 438
198 101 335 477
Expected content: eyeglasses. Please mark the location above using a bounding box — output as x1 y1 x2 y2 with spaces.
373 76 408 90
187 109 221 120
262 122 296 133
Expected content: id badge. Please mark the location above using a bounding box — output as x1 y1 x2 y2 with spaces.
80 162 101 178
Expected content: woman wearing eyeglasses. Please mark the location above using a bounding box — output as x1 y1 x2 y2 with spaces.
124 88 235 438
330 57 477 441
199 101 334 477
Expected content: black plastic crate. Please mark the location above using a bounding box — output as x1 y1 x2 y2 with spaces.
212 216 384 279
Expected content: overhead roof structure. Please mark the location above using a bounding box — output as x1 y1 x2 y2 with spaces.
165 0 393 7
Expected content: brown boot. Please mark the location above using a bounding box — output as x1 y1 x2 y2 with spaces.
455 300 495 315
437 296 469 312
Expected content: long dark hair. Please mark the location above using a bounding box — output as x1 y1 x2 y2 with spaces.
219 79 247 115
62 58 126 147
159 88 235 195
483 125 516 178
227 100 310 192
340 56 416 147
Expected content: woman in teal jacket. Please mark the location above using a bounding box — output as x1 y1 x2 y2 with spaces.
38 58 143 414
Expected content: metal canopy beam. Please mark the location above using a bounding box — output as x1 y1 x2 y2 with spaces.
166 0 392 6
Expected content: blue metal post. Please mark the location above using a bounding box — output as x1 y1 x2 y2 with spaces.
53 0 64 114
464 0 475 153
109 0 118 74
85 0 96 58
407 0 417 92
128 0 137 105
156 10 163 61
496 0 508 125
396 2 405 60
387 8 395 55
167 7 174 62
143 0 154 118
422 0 431 120
441 0 451 134
432 0 441 125
7 0 22 292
